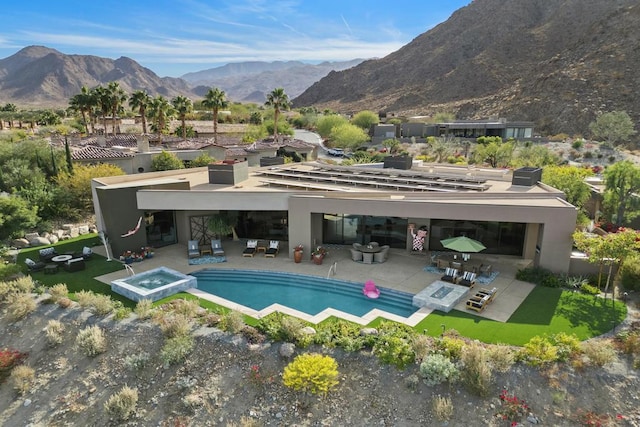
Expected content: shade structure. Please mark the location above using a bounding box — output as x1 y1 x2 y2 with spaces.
440 236 486 253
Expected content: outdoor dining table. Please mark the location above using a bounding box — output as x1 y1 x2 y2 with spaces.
359 245 382 253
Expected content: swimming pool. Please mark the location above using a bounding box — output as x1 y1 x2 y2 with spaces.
190 269 420 322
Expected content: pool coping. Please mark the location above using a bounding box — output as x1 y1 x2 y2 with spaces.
188 287 433 326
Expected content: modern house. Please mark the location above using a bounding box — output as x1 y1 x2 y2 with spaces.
91 160 577 273
371 119 535 144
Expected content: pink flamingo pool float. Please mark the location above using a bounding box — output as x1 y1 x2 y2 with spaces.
362 280 380 299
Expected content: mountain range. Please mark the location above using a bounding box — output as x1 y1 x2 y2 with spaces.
1 0 639 135
293 0 640 135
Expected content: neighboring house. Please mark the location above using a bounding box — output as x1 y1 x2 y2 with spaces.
66 134 316 173
92 161 577 273
371 119 535 144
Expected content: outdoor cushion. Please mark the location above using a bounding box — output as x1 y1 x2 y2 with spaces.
39 247 58 262
247 240 258 248
265 240 280 258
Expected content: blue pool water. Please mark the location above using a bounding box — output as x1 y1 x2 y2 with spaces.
191 269 418 318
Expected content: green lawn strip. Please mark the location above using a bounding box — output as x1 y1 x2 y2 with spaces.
411 286 627 345
16 234 132 307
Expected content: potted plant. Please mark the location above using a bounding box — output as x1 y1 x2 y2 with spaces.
311 246 328 265
293 244 304 263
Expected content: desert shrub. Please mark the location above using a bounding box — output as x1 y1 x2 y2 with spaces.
571 139 584 149
326 318 367 348
280 316 305 342
432 395 454 422
0 264 22 282
419 354 459 386
134 299 154 319
6 293 37 320
104 386 138 420
282 353 339 396
581 340 616 367
435 335 466 359
75 325 107 357
48 283 69 302
124 352 150 371
75 290 96 308
160 334 194 366
240 325 266 344
550 333 582 361
222 310 246 334
91 294 116 315
9 276 35 294
45 319 65 346
519 336 558 366
373 335 415 369
0 348 28 380
459 342 492 396
580 283 600 295
516 267 561 287
10 364 35 395
113 305 132 320
619 255 640 291
583 151 593 158
486 344 516 372
0 276 35 301
158 314 191 338
256 312 288 341
617 331 640 355
411 334 435 363
171 298 201 318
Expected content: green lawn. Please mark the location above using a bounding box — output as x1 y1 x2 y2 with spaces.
15 234 628 345
411 286 627 346
16 234 132 307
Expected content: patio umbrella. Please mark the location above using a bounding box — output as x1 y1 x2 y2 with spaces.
440 236 486 253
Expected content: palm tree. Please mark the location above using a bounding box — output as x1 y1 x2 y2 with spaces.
265 88 291 142
129 90 151 134
106 81 128 136
171 95 193 140
148 96 174 140
202 87 228 143
68 86 94 134
91 85 111 135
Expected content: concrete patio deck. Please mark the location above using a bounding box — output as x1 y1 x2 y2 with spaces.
93 241 535 324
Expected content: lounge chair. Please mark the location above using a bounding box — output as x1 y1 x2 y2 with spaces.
458 271 476 288
187 240 200 258
211 239 225 256
243 239 258 257
349 248 363 262
25 258 46 272
441 267 459 284
39 247 58 263
477 287 497 302
264 240 280 258
466 294 490 312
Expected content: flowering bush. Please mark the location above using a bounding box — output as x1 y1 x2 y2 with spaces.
496 389 529 424
293 244 303 252
0 348 28 379
311 246 328 256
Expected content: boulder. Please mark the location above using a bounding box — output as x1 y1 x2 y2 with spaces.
29 236 51 247
68 227 80 238
78 225 90 235
24 232 40 242
49 235 59 244
300 326 316 335
360 327 379 336
11 238 29 248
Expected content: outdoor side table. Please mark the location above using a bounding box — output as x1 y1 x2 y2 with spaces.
44 264 59 274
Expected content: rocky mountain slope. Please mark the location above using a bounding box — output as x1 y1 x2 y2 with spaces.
186 59 364 103
0 46 195 107
293 0 640 135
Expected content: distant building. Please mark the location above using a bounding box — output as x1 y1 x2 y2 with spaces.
371 119 535 144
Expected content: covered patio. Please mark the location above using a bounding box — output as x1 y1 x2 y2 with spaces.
94 240 536 325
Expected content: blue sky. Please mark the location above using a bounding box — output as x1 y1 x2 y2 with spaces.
1 0 471 77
